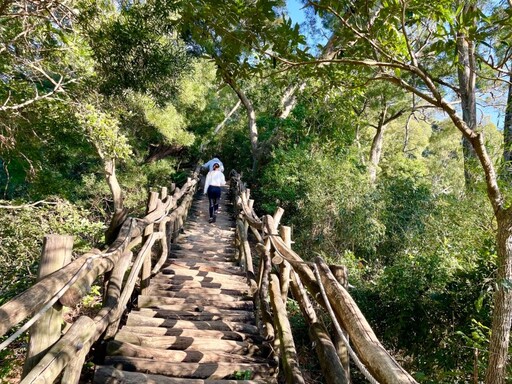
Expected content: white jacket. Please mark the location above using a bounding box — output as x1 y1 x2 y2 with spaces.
204 170 226 194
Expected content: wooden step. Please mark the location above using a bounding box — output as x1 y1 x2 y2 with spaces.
131 308 255 322
150 276 249 290
151 274 248 285
125 313 259 334
124 308 254 324
173 237 233 245
102 356 277 379
147 287 251 299
114 331 268 355
149 279 249 290
169 254 237 263
96 193 277 384
118 325 262 342
136 303 254 314
164 258 238 267
157 269 247 282
161 262 246 277
106 340 273 363
94 366 276 383
137 296 254 310
172 244 236 253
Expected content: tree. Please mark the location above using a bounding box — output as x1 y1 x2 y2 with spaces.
76 102 131 243
177 0 303 171
270 0 512 382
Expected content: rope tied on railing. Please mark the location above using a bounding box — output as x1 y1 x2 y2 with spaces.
0 181 191 351
0 216 140 351
0 252 102 352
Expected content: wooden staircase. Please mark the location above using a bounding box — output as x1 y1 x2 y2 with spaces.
94 189 278 383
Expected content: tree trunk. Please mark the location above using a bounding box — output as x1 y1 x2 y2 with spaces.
145 144 186 163
484 210 512 384
275 83 307 120
369 117 386 184
369 125 384 183
224 76 260 173
503 72 512 178
104 158 128 244
214 100 241 135
274 33 339 120
456 5 478 187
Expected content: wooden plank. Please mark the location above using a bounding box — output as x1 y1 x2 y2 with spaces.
114 332 266 355
146 288 251 300
118 325 258 342
125 314 259 334
135 303 252 314
102 357 277 379
137 296 254 310
163 259 237 267
94 366 274 384
148 280 248 290
155 271 247 283
161 263 246 277
107 340 272 363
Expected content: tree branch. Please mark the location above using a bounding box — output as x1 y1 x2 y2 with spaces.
0 200 58 209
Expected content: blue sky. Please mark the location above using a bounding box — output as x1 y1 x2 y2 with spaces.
284 0 504 130
286 0 306 24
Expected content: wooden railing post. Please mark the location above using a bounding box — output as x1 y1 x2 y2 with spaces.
329 264 350 377
269 274 305 384
160 186 168 200
141 191 159 295
22 234 73 378
279 226 292 303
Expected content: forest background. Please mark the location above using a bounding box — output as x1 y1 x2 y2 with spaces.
1 0 512 383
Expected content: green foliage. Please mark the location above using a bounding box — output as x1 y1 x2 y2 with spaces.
0 201 105 305
260 145 384 259
82 285 102 309
231 370 252 380
353 191 497 382
128 93 194 147
76 103 132 161
80 0 190 104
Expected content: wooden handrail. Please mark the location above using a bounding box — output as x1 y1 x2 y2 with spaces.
0 167 200 384
229 170 418 384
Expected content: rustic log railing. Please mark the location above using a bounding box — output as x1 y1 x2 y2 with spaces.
0 168 200 384
230 171 419 384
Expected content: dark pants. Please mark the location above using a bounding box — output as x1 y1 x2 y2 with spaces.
207 186 221 218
